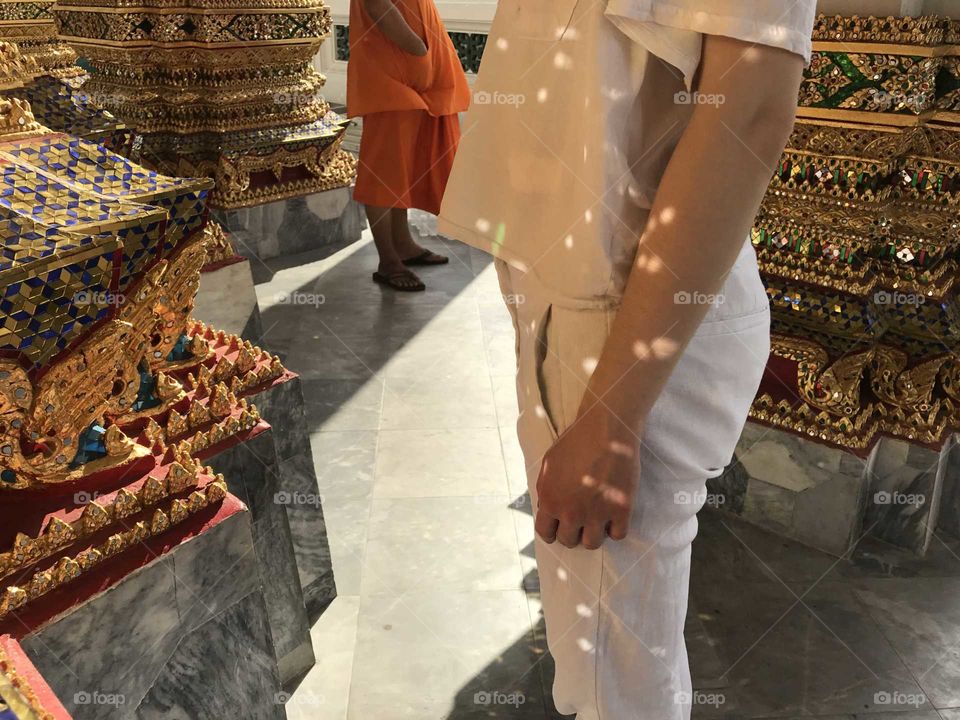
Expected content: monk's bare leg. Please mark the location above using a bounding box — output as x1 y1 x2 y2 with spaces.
367 205 424 290
392 208 448 265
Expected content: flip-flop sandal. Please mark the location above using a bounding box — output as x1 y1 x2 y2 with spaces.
402 249 449 266
372 269 426 292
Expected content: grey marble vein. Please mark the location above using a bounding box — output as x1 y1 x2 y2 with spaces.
135 591 285 720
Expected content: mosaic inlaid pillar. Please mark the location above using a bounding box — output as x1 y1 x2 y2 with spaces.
0 0 126 146
0 42 325 714
719 12 960 555
54 0 356 209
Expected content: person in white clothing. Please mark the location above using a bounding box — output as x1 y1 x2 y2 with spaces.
438 1 817 718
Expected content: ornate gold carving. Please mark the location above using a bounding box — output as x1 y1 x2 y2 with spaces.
0 477 228 621
55 0 355 208
870 346 945 411
0 441 239 583
813 15 946 46
202 221 236 265
0 644 56 720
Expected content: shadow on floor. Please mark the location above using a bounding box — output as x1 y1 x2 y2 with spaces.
263 208 960 719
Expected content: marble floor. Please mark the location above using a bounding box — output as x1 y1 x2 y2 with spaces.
252 214 960 720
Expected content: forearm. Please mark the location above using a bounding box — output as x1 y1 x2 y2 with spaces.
580 41 802 437
362 0 427 55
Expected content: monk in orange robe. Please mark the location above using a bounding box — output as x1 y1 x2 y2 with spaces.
347 0 470 291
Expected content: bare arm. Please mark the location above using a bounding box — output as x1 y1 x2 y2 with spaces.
361 0 427 56
535 35 804 549
582 37 802 434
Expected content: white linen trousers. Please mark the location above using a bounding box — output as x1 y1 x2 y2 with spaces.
496 238 770 720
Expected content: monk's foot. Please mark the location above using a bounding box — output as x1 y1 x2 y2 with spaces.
373 262 426 292
400 244 449 266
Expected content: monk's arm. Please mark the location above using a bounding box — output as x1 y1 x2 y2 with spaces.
580 35 803 438
361 0 427 56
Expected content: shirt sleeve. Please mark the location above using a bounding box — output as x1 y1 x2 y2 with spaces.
604 0 817 88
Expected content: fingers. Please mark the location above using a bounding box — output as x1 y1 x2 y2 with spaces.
534 511 559 543
536 511 629 549
556 520 583 549
535 510 585 549
608 509 631 541
581 523 607 550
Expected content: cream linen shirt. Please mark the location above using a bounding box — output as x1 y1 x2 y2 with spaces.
437 0 816 307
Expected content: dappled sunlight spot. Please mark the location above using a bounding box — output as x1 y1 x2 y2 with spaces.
581 474 598 488
557 566 568 581
534 404 549 421
496 36 509 51
537 87 549 103
632 340 649 358
659 207 676 224
564 234 574 249
604 85 628 102
603 487 630 507
651 337 680 359
576 604 594 618
608 440 632 457
564 27 580 41
644 255 664 273
475 218 491 233
581 356 597 374
585 209 593 224
576 637 595 652
742 45 767 63
553 51 573 70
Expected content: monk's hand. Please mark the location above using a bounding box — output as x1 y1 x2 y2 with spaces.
534 403 639 550
405 37 428 56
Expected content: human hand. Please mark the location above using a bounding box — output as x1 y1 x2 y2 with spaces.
407 38 428 56
535 403 638 550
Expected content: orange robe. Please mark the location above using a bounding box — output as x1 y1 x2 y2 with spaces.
347 0 470 214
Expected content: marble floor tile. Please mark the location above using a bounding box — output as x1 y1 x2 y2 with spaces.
510 493 540 594
525 594 570 720
379 372 498 430
284 332 400 380
374 428 508 498
477 297 517 337
378 331 492 381
298 296 481 340
362 496 524 595
486 329 522 377
302 378 384 432
854 577 960 708
252 307 309 357
689 576 927 717
348 590 546 720
322 496 373 597
693 509 840 586
311 430 378 499
761 714 943 720
285 596 361 720
492 375 520 428
501 426 532 498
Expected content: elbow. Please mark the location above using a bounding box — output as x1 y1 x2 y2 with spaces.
750 95 798 152
717 92 798 169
